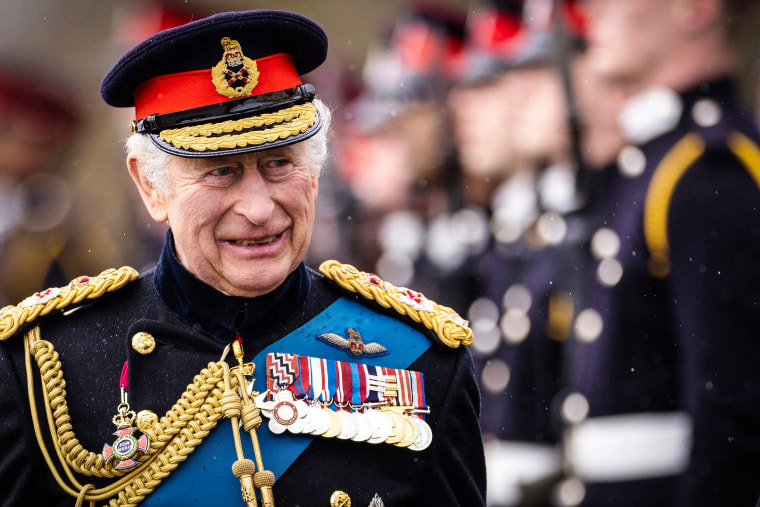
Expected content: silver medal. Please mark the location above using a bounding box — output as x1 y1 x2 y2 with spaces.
366 408 392 444
310 406 332 435
336 409 358 440
409 417 433 451
351 411 373 442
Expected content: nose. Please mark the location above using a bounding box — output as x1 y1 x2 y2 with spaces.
234 169 275 225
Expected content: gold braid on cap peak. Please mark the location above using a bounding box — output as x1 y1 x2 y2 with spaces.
159 102 317 152
0 266 140 341
319 260 473 349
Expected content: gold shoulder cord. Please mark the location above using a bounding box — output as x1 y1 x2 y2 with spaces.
10 269 273 506
727 131 760 189
319 260 473 348
24 327 228 506
25 331 271 507
644 130 760 279
643 133 705 278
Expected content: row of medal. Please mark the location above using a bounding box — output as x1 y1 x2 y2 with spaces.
255 352 433 451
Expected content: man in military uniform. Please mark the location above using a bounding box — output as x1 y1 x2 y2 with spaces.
0 10 486 506
550 1 760 505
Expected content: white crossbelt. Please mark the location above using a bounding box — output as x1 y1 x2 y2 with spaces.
564 411 693 482
484 440 562 506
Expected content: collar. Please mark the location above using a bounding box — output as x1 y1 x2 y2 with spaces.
154 229 311 343
618 78 738 145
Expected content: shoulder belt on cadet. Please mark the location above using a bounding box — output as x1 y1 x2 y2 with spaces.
0 266 140 341
319 260 473 348
643 131 760 278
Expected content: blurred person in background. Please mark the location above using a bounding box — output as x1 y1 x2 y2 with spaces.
0 64 122 306
335 3 480 311
547 0 760 505
447 1 597 505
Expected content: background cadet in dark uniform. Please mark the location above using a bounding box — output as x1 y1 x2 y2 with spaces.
549 1 760 506
334 3 479 313
0 10 486 507
447 1 590 504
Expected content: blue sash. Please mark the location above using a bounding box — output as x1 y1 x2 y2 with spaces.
142 297 432 505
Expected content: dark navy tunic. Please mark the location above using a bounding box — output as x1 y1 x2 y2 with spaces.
0 232 486 506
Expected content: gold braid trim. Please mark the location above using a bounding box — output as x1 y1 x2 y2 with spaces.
0 267 140 341
643 133 705 278
319 260 473 348
25 327 232 506
727 131 760 190
159 102 317 152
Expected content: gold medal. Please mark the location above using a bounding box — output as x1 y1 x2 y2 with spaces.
394 415 419 448
383 409 405 445
322 409 344 438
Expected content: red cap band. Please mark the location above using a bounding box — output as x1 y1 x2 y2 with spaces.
133 52 302 118
470 7 524 56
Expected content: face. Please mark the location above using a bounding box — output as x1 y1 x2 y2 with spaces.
510 66 568 164
448 72 524 179
337 130 413 212
580 0 679 88
133 142 318 298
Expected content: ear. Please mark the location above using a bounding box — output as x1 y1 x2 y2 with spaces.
127 154 169 223
311 174 319 199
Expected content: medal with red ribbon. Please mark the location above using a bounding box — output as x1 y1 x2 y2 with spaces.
102 361 149 470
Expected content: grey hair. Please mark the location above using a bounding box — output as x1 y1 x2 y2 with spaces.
126 98 332 195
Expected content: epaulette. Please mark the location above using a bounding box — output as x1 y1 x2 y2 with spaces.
0 266 140 341
319 260 473 348
644 130 760 278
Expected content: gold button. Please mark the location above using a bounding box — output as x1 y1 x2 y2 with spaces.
131 332 156 355
330 490 351 507
135 410 158 432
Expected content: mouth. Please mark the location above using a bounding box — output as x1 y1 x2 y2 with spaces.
228 232 282 247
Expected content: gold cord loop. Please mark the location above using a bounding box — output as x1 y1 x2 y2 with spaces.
24 325 230 505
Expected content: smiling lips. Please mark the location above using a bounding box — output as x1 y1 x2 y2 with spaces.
230 232 282 247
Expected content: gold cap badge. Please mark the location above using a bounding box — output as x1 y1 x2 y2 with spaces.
212 37 259 98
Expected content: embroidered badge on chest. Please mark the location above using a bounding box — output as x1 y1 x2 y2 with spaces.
317 328 389 358
211 37 259 98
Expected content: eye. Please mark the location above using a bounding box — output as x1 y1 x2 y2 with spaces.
210 166 233 177
261 158 295 179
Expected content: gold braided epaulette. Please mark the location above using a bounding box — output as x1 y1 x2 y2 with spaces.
319 260 473 349
0 266 139 341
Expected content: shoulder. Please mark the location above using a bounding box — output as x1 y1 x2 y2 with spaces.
316 260 473 349
0 266 141 341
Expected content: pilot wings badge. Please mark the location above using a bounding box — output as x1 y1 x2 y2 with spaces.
317 328 388 358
